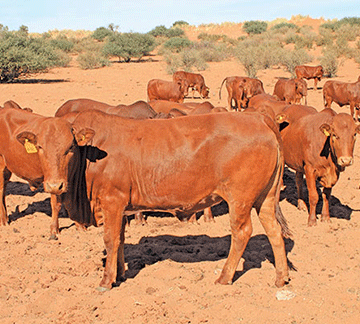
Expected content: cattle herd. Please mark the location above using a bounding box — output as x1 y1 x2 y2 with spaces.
1 65 360 292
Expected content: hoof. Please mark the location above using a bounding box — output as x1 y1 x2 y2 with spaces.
49 234 58 240
96 286 111 292
214 278 232 285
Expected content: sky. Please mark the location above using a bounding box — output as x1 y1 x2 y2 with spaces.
1 0 359 34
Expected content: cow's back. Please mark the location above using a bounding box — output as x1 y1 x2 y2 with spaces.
55 99 112 117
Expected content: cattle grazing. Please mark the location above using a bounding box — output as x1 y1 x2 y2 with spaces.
55 98 162 119
278 107 360 226
147 79 186 102
295 65 324 90
69 110 290 291
219 76 265 111
0 107 92 239
323 79 360 120
173 71 210 99
273 78 308 105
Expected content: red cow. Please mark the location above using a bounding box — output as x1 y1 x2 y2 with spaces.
273 78 308 105
0 107 93 239
173 71 210 99
149 100 214 115
279 107 360 226
147 79 186 103
219 76 265 111
248 94 289 119
323 79 360 120
55 98 161 119
295 65 324 90
69 110 290 291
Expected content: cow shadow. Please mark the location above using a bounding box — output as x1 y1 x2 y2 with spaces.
108 233 294 287
6 181 40 197
9 79 69 84
280 167 353 220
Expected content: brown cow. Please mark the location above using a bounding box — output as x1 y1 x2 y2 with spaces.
0 107 93 239
149 100 214 115
248 94 289 119
219 76 265 111
295 65 323 90
323 79 360 120
69 110 290 291
55 98 161 119
273 78 308 105
279 107 360 226
147 79 186 103
2 100 33 112
173 71 209 99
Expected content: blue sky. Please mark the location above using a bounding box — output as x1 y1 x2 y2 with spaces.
1 0 359 33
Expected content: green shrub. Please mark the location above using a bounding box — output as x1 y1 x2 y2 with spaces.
148 25 168 37
73 36 104 53
163 37 192 53
92 27 113 41
172 20 189 27
50 35 75 53
166 27 185 38
320 17 360 31
0 30 71 82
242 20 267 35
280 49 312 77
191 41 232 62
319 50 339 77
272 22 297 30
103 32 156 61
77 52 110 69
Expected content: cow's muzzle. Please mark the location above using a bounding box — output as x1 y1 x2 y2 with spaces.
338 156 353 167
44 181 67 194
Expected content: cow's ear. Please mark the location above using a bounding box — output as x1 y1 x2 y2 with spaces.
320 123 331 137
73 128 95 146
16 131 38 154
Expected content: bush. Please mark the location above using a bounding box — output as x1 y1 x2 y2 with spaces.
77 52 110 69
242 20 267 35
166 27 185 38
163 37 192 53
280 49 312 77
319 50 339 77
148 25 169 37
92 27 113 41
50 35 75 53
103 32 156 61
0 29 71 82
148 25 184 38
191 41 232 62
172 20 189 27
272 22 297 30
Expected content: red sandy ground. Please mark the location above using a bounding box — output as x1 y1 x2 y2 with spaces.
1 21 360 324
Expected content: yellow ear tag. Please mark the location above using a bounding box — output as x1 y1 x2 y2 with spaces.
24 139 38 154
322 129 330 137
82 135 86 141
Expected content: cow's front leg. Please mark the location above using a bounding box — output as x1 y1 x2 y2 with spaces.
304 167 318 226
321 187 332 223
0 159 11 226
98 195 127 291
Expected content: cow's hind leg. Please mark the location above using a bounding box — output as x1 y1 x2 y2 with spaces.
256 197 289 287
215 203 252 285
0 157 11 226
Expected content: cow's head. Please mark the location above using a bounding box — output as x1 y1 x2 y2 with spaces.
201 86 210 99
320 113 360 169
317 66 324 79
16 118 94 195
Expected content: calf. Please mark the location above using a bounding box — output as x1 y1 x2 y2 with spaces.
70 110 290 291
173 71 209 99
323 79 360 120
279 107 360 226
219 76 265 111
273 78 307 105
295 65 323 90
147 79 186 102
